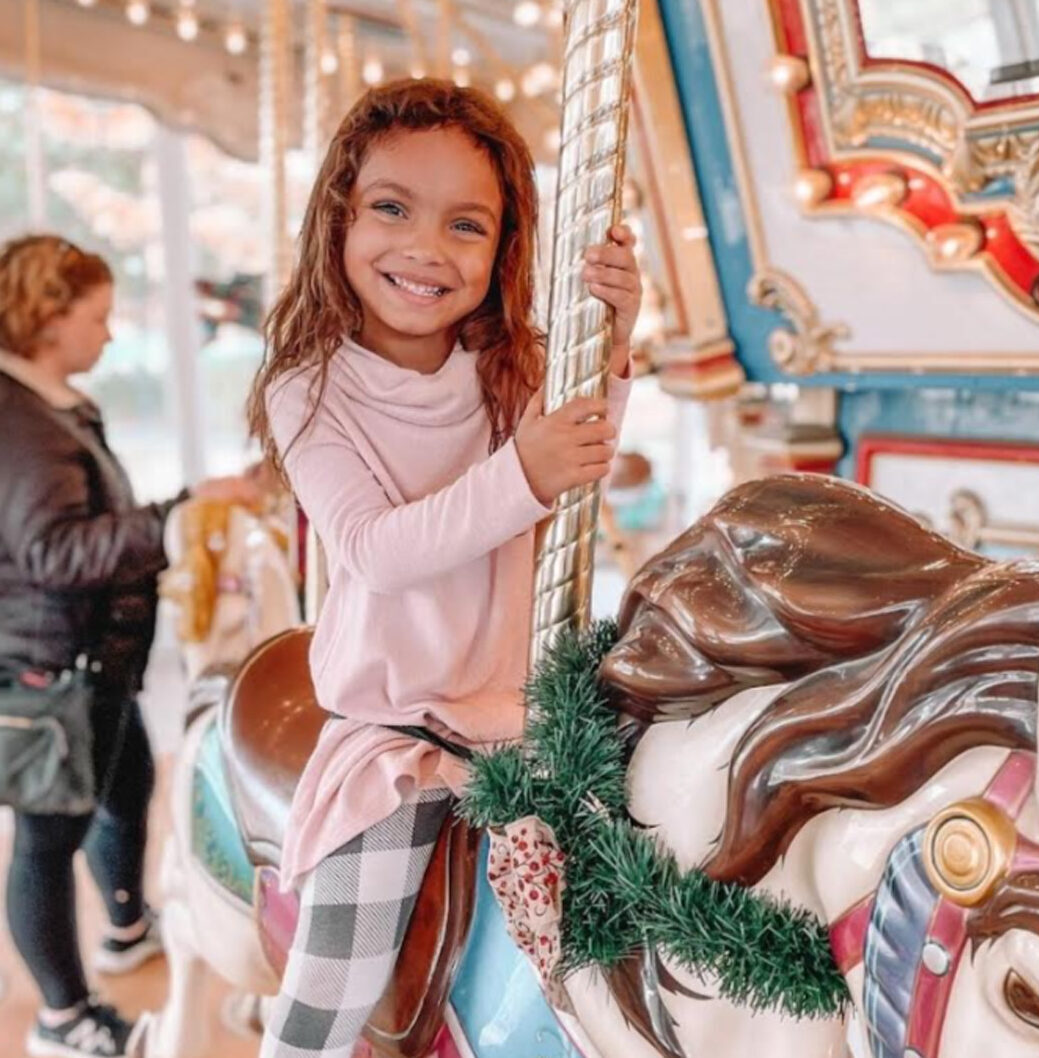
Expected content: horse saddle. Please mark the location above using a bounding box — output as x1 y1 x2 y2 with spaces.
217 627 481 1058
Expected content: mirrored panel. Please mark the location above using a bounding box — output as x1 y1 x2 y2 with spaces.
858 0 1039 102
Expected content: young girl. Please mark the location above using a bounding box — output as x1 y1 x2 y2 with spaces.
248 78 641 1058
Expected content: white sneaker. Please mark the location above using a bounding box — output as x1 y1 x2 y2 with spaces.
92 912 164 975
27 999 147 1058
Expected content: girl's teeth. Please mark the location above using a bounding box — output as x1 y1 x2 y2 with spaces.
391 275 443 297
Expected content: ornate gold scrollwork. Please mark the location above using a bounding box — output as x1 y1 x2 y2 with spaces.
746 268 850 376
1010 137 1039 260
923 798 1017 907
811 0 963 167
766 0 1039 319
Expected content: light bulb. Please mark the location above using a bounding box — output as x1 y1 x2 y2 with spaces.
453 66 471 88
362 57 384 86
410 64 426 79
76 0 99 8
224 22 247 55
544 127 561 152
176 8 199 41
125 0 150 26
521 61 556 97
495 78 516 102
451 46 471 67
513 1 541 27
320 47 339 74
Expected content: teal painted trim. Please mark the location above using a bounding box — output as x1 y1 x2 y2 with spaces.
970 177 1014 198
865 136 942 168
190 719 255 905
656 0 1039 392
450 839 578 1058
655 0 782 381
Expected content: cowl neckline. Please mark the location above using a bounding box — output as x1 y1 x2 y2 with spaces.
331 336 483 427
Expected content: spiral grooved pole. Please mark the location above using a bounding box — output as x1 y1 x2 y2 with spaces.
530 0 639 669
260 0 293 307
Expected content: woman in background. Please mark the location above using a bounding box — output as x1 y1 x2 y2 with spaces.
0 234 258 1058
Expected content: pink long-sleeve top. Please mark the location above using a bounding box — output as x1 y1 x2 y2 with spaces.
269 337 631 889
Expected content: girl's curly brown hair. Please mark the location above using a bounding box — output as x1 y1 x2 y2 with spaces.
248 78 543 474
0 235 112 357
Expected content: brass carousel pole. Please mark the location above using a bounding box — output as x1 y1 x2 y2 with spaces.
435 0 453 78
261 0 318 612
304 0 332 158
530 0 640 667
260 0 293 307
23 0 45 226
337 15 360 110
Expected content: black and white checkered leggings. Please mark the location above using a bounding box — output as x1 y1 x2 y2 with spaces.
260 788 454 1058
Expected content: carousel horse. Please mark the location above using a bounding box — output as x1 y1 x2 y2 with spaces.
567 474 1039 1058
152 475 1039 1058
159 497 301 686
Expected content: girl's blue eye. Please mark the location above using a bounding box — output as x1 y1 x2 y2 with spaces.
373 201 405 217
453 220 486 235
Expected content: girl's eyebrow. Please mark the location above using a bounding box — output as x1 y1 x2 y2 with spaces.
362 178 415 199
362 178 499 224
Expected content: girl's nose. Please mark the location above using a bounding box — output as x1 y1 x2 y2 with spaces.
401 224 446 264
402 245 444 265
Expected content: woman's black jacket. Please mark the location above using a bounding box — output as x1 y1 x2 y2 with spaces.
0 372 181 696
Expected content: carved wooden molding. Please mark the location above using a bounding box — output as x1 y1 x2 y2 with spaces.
944 489 1039 553
746 267 850 375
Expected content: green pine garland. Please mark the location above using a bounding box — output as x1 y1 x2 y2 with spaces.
458 621 849 1019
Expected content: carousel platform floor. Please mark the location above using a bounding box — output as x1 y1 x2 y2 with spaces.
0 753 261 1058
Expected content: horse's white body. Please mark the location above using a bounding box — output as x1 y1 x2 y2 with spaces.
150 502 298 1058
151 706 281 1058
564 683 1039 1058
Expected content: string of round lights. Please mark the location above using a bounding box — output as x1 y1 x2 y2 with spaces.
72 0 563 152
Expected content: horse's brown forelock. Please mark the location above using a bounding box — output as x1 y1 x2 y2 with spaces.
603 476 985 721
704 566 1039 886
603 476 1039 889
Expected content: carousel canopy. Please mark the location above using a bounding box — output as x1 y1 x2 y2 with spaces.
0 0 562 161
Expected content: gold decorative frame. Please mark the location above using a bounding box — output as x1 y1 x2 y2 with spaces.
696 0 1039 376
766 0 1039 324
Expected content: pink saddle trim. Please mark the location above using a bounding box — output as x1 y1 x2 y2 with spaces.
256 866 299 978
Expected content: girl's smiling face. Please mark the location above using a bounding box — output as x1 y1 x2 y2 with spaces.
345 126 504 372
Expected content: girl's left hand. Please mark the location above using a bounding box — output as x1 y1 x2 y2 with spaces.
583 224 643 377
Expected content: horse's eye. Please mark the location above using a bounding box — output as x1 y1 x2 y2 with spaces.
1005 970 1039 1029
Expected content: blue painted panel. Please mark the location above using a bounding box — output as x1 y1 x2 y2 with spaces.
655 0 781 384
656 0 1039 393
450 839 579 1058
837 387 1039 477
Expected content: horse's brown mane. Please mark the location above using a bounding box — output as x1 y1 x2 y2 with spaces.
602 475 1039 887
